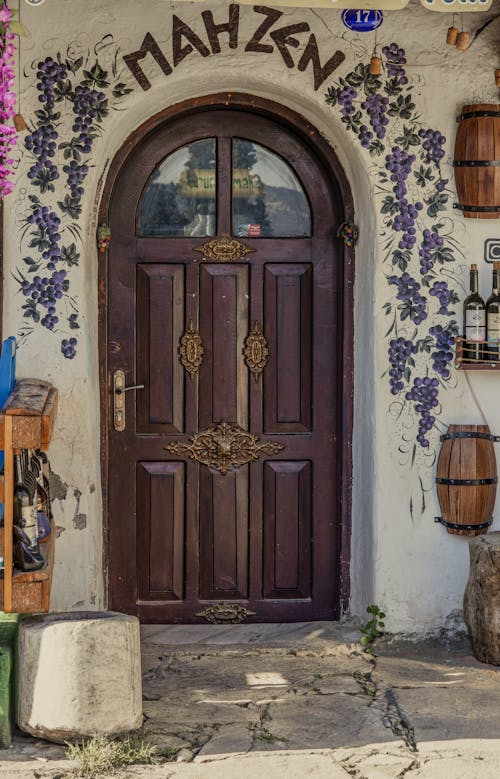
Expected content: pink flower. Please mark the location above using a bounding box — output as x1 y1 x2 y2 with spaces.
0 5 12 24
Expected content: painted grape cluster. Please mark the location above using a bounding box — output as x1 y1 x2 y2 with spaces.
17 46 132 359
326 43 460 453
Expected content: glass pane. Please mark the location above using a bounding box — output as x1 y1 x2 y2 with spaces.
137 139 216 237
232 140 311 238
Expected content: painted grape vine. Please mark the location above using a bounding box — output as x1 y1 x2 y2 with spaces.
16 43 132 359
325 43 462 467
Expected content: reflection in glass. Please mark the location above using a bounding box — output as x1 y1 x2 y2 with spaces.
232 140 311 238
137 139 216 236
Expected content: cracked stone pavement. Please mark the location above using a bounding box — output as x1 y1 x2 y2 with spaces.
2 621 500 778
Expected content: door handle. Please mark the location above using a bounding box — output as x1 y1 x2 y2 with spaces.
113 370 144 432
116 384 145 394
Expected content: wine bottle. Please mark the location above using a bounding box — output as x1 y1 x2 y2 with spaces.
13 453 44 572
486 262 500 362
463 264 486 361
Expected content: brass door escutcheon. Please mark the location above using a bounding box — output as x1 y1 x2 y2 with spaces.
243 321 269 382
112 371 145 432
196 603 256 624
164 421 284 474
179 321 204 379
194 236 254 262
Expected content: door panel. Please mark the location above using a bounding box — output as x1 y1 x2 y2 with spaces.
264 264 312 433
199 264 249 428
263 460 312 599
136 264 185 433
137 461 185 601
199 467 249 600
108 107 346 623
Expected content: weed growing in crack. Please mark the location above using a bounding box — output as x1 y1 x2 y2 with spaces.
360 604 386 652
249 723 288 743
65 735 159 776
353 670 377 699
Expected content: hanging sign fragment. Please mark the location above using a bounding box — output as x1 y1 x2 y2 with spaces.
342 9 384 31
419 0 493 10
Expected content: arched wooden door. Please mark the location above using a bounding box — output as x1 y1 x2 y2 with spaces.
106 101 350 623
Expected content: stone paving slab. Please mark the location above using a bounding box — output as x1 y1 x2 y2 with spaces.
390 685 500 742
255 696 399 751
3 625 500 778
140 621 362 649
115 752 352 779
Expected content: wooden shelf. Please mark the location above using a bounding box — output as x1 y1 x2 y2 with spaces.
455 337 500 371
0 379 57 613
0 527 54 613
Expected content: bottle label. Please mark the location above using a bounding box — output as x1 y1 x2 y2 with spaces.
487 312 500 344
21 504 38 545
466 310 486 342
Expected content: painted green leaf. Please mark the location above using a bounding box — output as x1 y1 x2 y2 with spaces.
9 20 27 37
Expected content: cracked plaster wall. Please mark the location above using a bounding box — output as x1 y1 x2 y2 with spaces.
2 0 499 631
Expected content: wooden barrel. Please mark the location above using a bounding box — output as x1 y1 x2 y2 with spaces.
453 104 500 219
436 424 498 536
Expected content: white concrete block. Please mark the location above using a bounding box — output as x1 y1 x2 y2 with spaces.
17 612 142 742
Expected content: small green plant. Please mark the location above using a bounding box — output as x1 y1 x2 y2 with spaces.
66 734 159 777
249 723 288 743
360 604 386 651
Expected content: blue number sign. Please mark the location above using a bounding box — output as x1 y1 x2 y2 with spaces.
342 10 384 32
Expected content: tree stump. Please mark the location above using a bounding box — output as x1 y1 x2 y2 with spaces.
463 532 500 665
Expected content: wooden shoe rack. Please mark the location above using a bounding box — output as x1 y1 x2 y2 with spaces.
0 379 57 613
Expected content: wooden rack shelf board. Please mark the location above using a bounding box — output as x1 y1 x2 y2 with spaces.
455 337 500 371
0 379 58 614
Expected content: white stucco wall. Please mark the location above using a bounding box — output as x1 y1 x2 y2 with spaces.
3 0 499 632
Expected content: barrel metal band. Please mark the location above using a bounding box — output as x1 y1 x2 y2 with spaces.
440 431 500 442
436 477 497 486
453 160 500 168
457 110 500 121
453 204 500 213
434 517 493 532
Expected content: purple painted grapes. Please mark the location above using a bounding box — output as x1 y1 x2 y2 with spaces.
358 125 374 149
26 205 61 269
394 200 423 250
61 337 77 359
388 337 418 395
25 122 59 188
429 325 455 379
382 43 408 85
430 280 454 315
419 128 446 165
406 377 439 447
25 58 68 191
361 94 389 140
36 57 68 112
389 273 427 325
71 85 107 153
337 86 357 117
63 160 89 200
21 270 67 326
419 228 444 274
385 148 422 249
385 147 416 199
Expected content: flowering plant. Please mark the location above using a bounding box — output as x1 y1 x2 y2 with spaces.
0 3 26 197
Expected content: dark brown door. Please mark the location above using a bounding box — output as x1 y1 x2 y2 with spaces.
107 107 346 622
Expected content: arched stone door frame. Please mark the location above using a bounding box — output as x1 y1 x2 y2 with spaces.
98 92 355 617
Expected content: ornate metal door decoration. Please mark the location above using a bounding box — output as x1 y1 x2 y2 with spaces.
179 321 204 379
164 421 284 474
194 236 254 262
196 603 256 624
243 321 269 382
